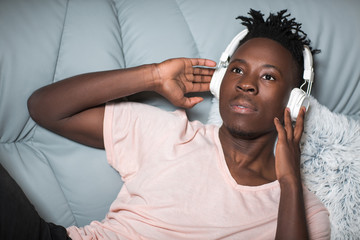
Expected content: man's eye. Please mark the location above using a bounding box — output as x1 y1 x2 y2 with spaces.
262 74 275 81
231 68 243 74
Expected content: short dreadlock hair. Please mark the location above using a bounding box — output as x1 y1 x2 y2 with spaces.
236 9 319 86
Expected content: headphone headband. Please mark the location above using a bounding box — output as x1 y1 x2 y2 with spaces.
220 29 249 63
302 45 314 95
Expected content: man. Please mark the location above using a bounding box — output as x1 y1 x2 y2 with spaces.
2 9 330 239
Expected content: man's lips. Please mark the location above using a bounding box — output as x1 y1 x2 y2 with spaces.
230 99 257 114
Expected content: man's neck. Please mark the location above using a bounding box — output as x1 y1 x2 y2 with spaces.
218 125 278 186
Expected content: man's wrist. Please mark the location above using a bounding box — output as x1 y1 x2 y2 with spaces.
278 175 303 191
149 63 163 93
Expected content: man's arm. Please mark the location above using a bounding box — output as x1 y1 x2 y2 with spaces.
273 107 309 239
27 58 216 149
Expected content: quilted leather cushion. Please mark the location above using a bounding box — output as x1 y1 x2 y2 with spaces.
0 0 124 227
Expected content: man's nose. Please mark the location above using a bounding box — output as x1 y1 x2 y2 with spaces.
236 76 258 94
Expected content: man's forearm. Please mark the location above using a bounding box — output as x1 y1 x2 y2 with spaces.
27 64 158 126
275 177 309 240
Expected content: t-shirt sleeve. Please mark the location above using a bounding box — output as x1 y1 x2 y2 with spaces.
304 188 331 239
103 101 192 182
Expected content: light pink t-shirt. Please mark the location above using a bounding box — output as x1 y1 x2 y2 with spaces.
67 102 330 240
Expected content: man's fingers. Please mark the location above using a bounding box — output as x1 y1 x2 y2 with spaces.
191 74 212 83
274 117 286 141
190 58 217 68
294 106 306 143
192 67 215 80
187 82 210 93
284 108 294 140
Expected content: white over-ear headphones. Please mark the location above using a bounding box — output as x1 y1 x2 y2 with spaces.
210 29 314 121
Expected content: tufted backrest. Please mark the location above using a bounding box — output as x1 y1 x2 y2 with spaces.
0 0 124 227
0 0 359 231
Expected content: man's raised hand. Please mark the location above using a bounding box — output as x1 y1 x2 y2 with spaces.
273 107 306 183
153 58 216 108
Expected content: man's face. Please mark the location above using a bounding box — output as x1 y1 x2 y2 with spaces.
219 37 298 138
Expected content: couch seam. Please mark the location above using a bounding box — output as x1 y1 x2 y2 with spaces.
52 0 68 83
43 0 78 227
110 0 126 68
174 0 200 58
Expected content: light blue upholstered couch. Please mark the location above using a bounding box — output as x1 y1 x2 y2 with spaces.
1 0 359 239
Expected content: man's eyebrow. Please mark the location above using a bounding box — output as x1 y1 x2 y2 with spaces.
230 59 283 76
262 64 283 76
230 59 246 64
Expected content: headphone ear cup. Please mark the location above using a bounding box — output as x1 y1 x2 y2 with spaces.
210 67 227 99
286 88 310 121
